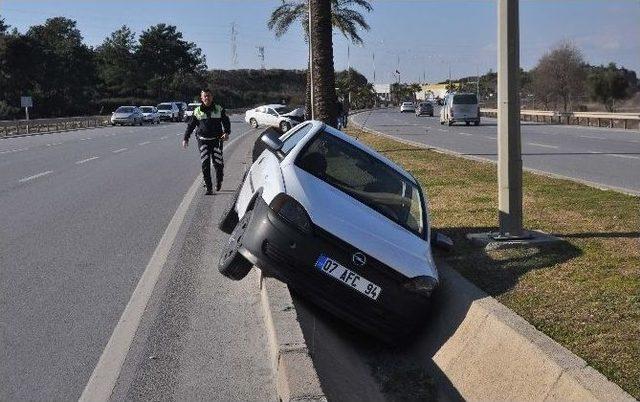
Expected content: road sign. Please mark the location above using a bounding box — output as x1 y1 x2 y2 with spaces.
21 96 33 108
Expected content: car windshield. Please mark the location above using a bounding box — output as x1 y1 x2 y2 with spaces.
187 104 200 111
295 131 425 236
274 106 294 114
453 94 478 104
157 104 172 110
419 103 430 107
139 107 154 112
116 107 134 113
403 102 412 106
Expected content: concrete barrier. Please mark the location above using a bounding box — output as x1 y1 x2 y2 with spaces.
416 263 634 401
259 274 326 402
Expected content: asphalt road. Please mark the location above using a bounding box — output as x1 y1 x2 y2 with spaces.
351 107 640 195
0 119 275 400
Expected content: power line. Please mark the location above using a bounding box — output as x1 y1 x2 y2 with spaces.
256 46 265 69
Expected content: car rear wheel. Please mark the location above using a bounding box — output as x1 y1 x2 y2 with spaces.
280 121 291 132
218 210 254 280
250 118 258 128
474 121 480 126
448 120 453 126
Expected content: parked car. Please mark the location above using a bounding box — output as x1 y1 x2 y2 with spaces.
139 106 160 124
400 102 415 113
171 101 187 121
415 102 434 117
440 93 480 126
111 106 143 126
244 104 305 133
156 102 180 122
217 120 443 342
184 102 201 121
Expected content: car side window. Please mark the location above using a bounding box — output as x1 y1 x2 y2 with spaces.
266 108 278 116
280 123 312 155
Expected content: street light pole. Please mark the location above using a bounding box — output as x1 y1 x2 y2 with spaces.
497 0 524 238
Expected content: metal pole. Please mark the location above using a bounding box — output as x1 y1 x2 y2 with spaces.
497 0 524 238
308 0 315 120
25 106 30 134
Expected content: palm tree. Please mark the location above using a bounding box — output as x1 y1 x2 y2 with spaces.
268 0 372 122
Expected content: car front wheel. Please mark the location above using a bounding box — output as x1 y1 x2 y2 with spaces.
218 210 254 280
249 118 258 128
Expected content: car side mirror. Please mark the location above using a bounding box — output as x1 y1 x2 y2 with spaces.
431 232 454 252
261 129 283 152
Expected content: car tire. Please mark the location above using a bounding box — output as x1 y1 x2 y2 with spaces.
218 170 247 234
218 210 254 280
448 120 453 126
474 121 480 126
280 121 291 133
250 118 258 128
465 121 470 126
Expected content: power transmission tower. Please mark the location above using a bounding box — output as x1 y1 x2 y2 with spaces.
256 46 265 69
231 22 238 66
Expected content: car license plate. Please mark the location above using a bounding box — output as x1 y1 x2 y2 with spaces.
315 255 382 300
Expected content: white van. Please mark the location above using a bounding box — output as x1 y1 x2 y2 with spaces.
440 93 480 126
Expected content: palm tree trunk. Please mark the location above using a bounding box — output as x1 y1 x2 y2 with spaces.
305 60 312 120
309 0 337 127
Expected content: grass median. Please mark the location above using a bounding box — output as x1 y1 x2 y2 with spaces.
345 126 640 398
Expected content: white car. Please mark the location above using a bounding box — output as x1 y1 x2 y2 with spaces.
217 120 446 342
184 102 201 121
156 102 180 122
139 106 160 124
440 93 480 126
400 102 415 113
244 104 305 133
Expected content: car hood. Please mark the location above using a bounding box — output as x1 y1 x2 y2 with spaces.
282 166 438 280
281 108 305 118
113 113 133 118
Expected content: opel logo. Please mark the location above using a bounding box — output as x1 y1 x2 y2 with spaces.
352 252 366 267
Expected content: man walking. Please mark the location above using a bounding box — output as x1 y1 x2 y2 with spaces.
183 89 230 195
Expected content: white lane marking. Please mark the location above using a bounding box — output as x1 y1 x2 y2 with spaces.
610 154 640 160
112 148 128 154
176 133 182 136
138 141 150 146
528 142 559 149
75 156 100 165
1 147 29 154
458 132 472 136
438 128 447 132
80 138 92 141
19 170 53 183
78 129 252 402
160 136 168 140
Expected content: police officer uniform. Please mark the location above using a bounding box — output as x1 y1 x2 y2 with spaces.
183 103 230 193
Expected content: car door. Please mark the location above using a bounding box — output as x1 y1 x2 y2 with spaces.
265 108 280 127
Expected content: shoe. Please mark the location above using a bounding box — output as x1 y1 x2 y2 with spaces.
205 188 214 195
216 182 222 191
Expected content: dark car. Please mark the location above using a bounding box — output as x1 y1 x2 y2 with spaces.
416 102 434 117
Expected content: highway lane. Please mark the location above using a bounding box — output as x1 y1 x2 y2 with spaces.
0 117 274 400
352 108 640 194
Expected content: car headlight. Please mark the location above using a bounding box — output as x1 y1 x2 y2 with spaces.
269 193 312 234
403 275 438 298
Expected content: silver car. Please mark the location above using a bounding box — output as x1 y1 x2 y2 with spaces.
111 106 143 126
139 106 160 124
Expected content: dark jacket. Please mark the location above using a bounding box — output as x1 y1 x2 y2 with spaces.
184 103 230 142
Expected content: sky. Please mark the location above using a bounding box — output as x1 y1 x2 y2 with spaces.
2 0 639 84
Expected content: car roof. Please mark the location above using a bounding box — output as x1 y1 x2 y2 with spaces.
261 104 286 109
305 120 418 185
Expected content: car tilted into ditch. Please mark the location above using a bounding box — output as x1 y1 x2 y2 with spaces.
217 120 442 341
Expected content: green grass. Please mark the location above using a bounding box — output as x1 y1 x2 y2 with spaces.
346 127 640 398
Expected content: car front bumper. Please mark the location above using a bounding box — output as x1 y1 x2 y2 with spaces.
238 198 433 341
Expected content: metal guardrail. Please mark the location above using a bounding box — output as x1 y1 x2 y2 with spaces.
480 108 640 130
0 115 111 138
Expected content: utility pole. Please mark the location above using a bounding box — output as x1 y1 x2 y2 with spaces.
476 65 480 98
230 22 238 66
372 51 376 83
347 44 351 107
496 0 524 238
256 46 265 69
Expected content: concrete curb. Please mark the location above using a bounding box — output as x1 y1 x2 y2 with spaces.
259 274 327 402
428 263 635 401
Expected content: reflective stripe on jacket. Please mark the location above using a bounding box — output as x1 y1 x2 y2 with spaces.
184 104 230 141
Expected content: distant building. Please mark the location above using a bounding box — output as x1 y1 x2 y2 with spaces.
374 84 391 103
416 83 461 100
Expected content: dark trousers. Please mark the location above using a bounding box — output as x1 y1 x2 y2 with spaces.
198 138 223 190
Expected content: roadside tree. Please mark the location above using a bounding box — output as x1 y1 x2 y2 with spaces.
587 63 631 112
531 42 586 111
